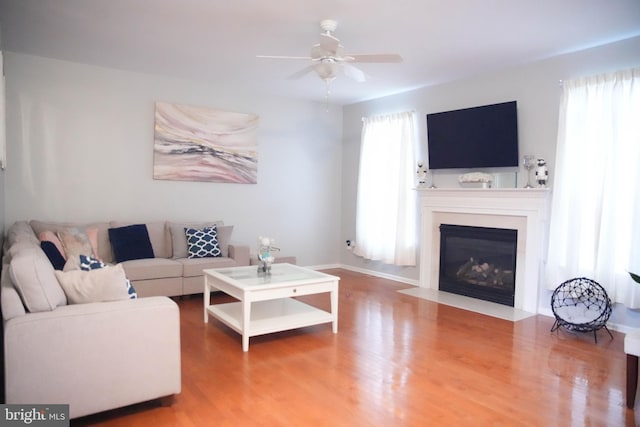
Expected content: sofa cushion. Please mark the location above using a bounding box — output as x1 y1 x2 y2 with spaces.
180 257 237 278
216 225 234 258
40 241 66 271
55 264 131 304
119 258 183 281
30 220 113 264
110 221 171 259
6 221 39 248
186 226 221 258
9 246 67 312
169 221 223 259
7 241 37 260
108 224 155 263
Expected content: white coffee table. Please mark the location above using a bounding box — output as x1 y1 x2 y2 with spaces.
203 263 339 351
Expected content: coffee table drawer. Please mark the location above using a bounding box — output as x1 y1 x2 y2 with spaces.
249 281 337 300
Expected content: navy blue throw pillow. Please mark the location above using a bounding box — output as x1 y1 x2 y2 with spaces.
41 241 66 270
108 224 155 263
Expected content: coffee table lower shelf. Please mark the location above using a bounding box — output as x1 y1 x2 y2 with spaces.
206 298 335 349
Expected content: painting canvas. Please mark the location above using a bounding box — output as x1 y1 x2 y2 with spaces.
153 102 258 183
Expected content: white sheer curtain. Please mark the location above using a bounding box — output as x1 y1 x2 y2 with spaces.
353 111 417 266
546 68 640 307
0 51 5 169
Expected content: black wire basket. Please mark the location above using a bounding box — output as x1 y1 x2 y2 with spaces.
550 277 613 343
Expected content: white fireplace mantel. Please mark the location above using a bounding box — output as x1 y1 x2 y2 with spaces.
417 188 551 313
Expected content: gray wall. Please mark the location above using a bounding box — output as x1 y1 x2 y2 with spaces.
340 36 640 282
3 53 343 266
340 36 640 326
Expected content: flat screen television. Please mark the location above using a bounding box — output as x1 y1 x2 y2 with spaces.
426 101 519 170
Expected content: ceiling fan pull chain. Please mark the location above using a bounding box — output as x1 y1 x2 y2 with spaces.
325 79 331 111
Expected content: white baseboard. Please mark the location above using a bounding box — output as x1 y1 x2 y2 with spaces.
335 264 419 286
537 307 554 318
306 263 342 271
304 263 418 286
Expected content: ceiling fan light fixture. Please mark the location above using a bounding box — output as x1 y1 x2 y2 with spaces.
314 61 337 82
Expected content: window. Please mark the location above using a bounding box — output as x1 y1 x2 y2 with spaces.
353 111 418 266
546 68 640 306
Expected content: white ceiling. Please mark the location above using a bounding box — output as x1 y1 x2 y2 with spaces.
1 0 639 105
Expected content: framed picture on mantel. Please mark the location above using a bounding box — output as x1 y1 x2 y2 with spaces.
153 101 259 184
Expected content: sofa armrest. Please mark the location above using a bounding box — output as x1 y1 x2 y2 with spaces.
1 267 26 321
4 296 181 419
228 244 250 266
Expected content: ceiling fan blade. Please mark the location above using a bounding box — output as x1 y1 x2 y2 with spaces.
319 33 340 55
346 54 403 63
256 55 312 60
342 63 366 83
259 20 402 86
287 65 316 80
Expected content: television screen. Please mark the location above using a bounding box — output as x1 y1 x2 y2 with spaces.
426 101 519 170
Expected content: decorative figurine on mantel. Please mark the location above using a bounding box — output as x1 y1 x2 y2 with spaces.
458 172 493 188
523 154 536 188
416 161 427 187
535 158 548 188
257 236 279 275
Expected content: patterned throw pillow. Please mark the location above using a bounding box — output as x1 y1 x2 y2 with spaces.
126 280 137 299
79 254 107 271
78 254 137 299
185 226 221 259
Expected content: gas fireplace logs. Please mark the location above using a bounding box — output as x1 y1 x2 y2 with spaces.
456 257 514 288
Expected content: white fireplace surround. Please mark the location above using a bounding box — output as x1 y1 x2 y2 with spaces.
417 188 551 313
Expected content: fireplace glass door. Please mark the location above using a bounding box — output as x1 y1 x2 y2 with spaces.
439 224 517 306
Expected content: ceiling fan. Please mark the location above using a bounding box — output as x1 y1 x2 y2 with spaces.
257 19 403 84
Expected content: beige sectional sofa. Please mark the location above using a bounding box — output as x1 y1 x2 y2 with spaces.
28 219 251 297
1 221 182 419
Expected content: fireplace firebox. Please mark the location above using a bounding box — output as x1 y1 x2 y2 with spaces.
439 224 517 307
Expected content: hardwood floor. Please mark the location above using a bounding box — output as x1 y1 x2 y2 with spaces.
73 269 636 426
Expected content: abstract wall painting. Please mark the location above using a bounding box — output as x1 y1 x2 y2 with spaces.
153 101 259 183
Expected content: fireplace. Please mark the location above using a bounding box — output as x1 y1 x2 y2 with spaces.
438 224 517 307
417 188 551 313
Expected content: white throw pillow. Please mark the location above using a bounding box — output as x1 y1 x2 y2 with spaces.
55 264 131 304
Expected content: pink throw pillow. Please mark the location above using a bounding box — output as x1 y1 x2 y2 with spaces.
85 227 100 260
